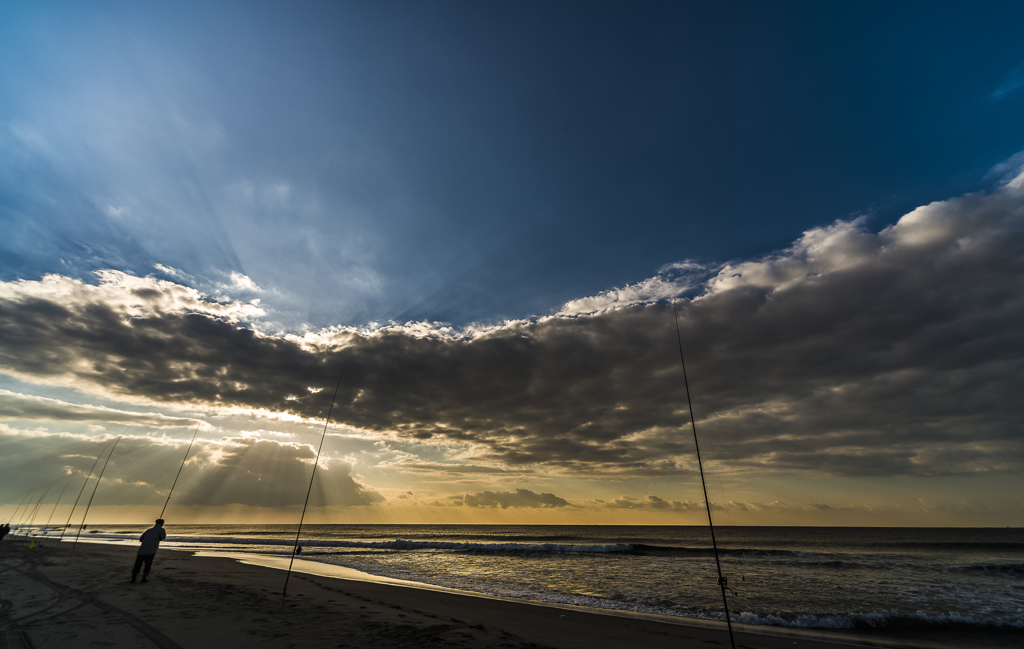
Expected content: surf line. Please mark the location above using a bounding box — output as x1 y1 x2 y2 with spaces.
673 305 736 649
281 362 348 609
70 432 125 558
159 415 205 520
59 438 117 543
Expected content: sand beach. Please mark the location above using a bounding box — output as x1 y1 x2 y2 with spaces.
0 537 904 649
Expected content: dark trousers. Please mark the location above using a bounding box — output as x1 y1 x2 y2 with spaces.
132 554 155 577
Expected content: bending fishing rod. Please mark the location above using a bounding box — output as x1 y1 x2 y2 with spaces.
59 437 118 543
6 488 38 533
11 492 40 536
9 487 41 537
42 474 76 538
281 363 348 609
70 434 124 558
159 416 205 520
674 305 736 649
15 482 58 536
19 481 57 536
20 481 55 536
9 493 35 536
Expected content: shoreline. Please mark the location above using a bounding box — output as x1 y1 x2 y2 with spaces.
185 549 1024 649
218 550 877 642
0 537 1014 648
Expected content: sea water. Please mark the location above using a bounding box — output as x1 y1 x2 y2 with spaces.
28 524 1024 644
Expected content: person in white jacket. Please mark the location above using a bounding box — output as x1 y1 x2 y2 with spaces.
131 519 167 583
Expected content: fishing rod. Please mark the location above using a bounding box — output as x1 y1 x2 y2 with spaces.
674 305 736 649
59 437 118 543
281 363 348 609
42 475 76 538
70 434 123 557
159 416 204 520
19 481 57 537
6 488 38 534
691 382 749 584
11 486 45 537
17 482 59 536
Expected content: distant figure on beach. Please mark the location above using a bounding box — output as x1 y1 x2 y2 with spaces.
295 545 302 554
131 519 167 584
0 524 9 541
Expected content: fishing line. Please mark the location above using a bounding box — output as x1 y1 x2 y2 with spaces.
70 434 123 558
60 437 118 543
674 305 736 649
42 475 76 538
8 488 39 532
159 415 205 520
281 363 348 609
16 483 58 536
20 480 57 537
10 486 44 536
691 380 749 584
5 489 36 530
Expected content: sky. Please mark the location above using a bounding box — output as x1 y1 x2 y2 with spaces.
1 1 1023 527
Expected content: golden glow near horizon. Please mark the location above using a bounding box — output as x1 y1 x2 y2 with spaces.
2 407 1021 527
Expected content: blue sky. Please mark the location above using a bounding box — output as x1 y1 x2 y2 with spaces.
4 0 1024 328
1 1 1023 525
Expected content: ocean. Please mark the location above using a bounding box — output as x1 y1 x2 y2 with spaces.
23 524 1024 645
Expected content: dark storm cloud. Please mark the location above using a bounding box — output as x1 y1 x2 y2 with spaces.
451 489 571 509
1 178 1023 478
0 427 381 509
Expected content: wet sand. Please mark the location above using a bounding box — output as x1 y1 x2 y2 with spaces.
0 538 918 649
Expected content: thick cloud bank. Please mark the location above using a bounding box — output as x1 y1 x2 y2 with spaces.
0 427 382 509
2 176 1023 478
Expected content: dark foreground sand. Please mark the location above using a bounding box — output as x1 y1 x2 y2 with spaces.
0 538 963 649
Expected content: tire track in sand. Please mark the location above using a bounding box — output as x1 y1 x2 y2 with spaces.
8 564 181 649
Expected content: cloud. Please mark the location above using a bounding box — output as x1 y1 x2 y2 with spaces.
152 264 263 300
0 425 382 509
558 261 708 315
176 437 383 508
450 489 571 509
594 497 907 515
377 460 533 475
991 61 1024 99
603 495 706 511
986 149 1024 185
0 389 198 428
1 170 1023 479
0 269 264 323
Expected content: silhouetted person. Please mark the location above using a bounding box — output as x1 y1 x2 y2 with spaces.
131 519 166 583
0 524 9 541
